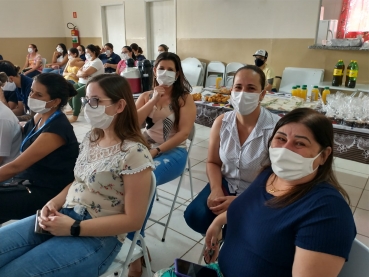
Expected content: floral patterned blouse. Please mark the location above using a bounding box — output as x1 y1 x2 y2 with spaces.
63 132 155 242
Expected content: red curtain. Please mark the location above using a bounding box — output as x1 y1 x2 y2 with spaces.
336 0 369 41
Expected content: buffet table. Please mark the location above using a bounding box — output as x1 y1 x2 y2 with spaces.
194 99 369 164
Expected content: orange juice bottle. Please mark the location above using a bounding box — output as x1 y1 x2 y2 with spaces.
322 87 330 104
215 75 223 89
301 85 307 101
296 85 301 98
291 86 297 97
310 86 319 101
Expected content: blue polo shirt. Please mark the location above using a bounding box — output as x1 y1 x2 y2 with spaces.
99 52 121 73
16 74 33 112
80 54 86 61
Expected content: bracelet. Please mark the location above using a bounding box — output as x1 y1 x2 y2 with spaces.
156 147 161 154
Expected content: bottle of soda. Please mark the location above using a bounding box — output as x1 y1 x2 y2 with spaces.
348 61 359 88
345 60 354 87
332 60 345 86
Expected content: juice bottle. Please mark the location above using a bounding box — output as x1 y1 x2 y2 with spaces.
215 75 223 89
310 86 319 101
301 85 307 101
291 86 297 97
332 59 345 86
344 60 354 87
296 85 301 98
322 87 330 104
347 61 359 88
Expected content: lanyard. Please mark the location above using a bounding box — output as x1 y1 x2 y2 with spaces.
20 110 62 152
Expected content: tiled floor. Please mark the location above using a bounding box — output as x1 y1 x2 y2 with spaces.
4 115 368 276
68 116 369 276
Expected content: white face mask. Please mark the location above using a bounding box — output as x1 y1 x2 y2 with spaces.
28 48 33 54
269 147 322 181
156 70 176 86
56 47 63 53
105 50 111 55
158 51 164 54
68 55 73 60
120 53 129 60
231 91 261 115
28 98 53 114
85 53 92 61
84 104 116 129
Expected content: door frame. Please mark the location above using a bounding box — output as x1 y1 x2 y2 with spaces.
100 2 126 46
144 0 177 60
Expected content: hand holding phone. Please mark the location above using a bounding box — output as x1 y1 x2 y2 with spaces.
34 210 52 235
174 259 217 277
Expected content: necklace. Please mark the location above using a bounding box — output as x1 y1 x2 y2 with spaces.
267 174 289 193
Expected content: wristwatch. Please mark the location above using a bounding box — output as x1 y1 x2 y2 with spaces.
156 147 161 154
70 220 81 237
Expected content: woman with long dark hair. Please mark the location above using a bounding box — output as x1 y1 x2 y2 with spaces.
43 43 68 74
128 52 196 276
116 45 137 75
0 74 155 276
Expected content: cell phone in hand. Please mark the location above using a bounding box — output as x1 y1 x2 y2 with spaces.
34 210 52 235
174 259 217 277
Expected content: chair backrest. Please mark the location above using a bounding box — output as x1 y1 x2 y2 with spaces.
41 58 46 69
338 239 369 277
279 67 324 93
181 57 203 87
205 61 225 87
226 62 244 74
188 125 196 142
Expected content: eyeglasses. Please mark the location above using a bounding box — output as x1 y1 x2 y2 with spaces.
81 97 111 109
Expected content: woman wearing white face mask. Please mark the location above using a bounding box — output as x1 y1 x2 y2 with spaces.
184 65 280 236
199 108 356 277
21 44 43 78
0 74 155 277
129 52 196 276
99 43 121 74
68 44 104 123
0 73 79 224
115 46 137 75
62 47 84 86
157 44 169 55
43 43 68 74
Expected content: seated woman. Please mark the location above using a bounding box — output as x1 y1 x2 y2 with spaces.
130 43 146 61
0 73 79 224
158 44 169 54
42 43 68 74
68 44 104 123
21 44 42 78
77 44 86 61
0 74 155 277
99 43 121 73
0 72 18 110
184 65 280 235
156 108 356 277
116 45 137 75
128 52 196 276
63 47 84 85
0 60 34 120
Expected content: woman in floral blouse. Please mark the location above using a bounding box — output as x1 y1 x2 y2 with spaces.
0 74 155 277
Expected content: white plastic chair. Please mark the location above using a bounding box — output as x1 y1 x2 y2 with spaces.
181 58 204 87
338 238 369 277
225 62 244 87
99 172 156 277
205 61 225 87
41 58 47 70
148 125 196 242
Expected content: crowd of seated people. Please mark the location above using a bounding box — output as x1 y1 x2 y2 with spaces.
0 42 358 277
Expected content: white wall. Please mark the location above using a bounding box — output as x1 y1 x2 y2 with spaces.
177 0 321 39
61 0 147 40
0 0 64 37
322 0 343 20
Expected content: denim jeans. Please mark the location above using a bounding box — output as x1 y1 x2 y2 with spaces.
184 178 234 235
42 68 63 74
127 147 188 241
0 205 122 277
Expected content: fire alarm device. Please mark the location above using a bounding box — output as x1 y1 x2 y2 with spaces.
73 12 77 18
